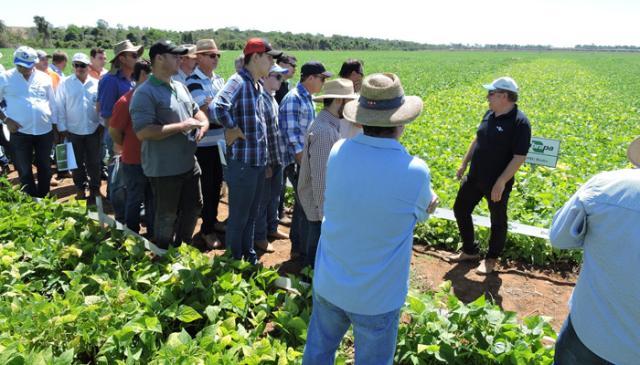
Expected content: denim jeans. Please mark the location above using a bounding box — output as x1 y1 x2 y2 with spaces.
453 175 513 258
108 157 127 222
303 292 401 365
148 164 203 250
195 145 224 235
305 220 322 268
554 315 613 365
224 158 265 264
122 163 154 235
284 163 308 258
68 130 102 191
11 131 54 198
254 164 283 241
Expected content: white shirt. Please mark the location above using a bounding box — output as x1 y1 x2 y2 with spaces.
0 68 57 135
56 74 100 135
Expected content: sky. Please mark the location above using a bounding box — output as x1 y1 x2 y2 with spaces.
2 0 639 47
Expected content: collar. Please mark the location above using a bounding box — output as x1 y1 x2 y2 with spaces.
317 109 341 130
296 82 312 101
491 104 518 120
351 133 405 151
49 64 63 76
192 66 219 81
69 74 93 85
149 74 175 91
239 67 256 83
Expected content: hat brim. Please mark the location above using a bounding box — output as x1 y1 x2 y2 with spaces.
342 96 423 127
483 84 518 93
195 49 221 55
110 45 144 63
14 60 35 68
628 137 640 167
313 93 358 101
266 50 283 57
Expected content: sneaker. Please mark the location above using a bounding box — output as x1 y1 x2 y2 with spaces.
268 230 288 240
255 239 274 252
476 258 498 275
447 251 481 263
201 232 223 250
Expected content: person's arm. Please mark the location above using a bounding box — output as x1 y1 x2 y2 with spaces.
456 138 477 180
193 109 209 142
210 78 244 145
54 81 67 134
279 97 304 164
490 155 527 202
414 164 433 223
549 191 587 249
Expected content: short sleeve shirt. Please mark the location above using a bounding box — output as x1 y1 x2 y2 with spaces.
130 75 200 177
468 105 531 188
110 89 141 165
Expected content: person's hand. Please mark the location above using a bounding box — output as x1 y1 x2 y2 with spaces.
225 127 245 146
265 166 273 179
491 179 506 202
456 162 468 180
204 96 213 105
181 118 201 133
295 152 303 165
4 118 22 133
428 190 440 214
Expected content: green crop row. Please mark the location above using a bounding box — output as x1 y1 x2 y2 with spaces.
0 179 555 364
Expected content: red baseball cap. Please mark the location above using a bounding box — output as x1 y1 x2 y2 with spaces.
243 38 283 57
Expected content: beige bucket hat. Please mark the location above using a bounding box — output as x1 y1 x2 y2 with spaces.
628 137 640 167
313 78 358 101
195 39 221 54
180 44 197 59
343 73 423 127
110 40 144 63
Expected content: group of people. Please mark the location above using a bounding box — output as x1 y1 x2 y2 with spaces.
1 38 638 365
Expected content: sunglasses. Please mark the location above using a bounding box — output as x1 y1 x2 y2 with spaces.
73 63 88 68
270 74 283 81
488 90 504 96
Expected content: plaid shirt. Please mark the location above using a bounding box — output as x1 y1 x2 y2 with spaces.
211 68 268 166
279 83 316 166
262 90 285 166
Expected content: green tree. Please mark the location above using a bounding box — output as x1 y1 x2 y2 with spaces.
33 15 51 46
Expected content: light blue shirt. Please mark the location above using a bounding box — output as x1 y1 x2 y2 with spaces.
313 134 432 315
550 168 640 365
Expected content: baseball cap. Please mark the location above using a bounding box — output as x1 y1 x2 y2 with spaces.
72 53 91 65
301 61 332 78
483 76 518 94
149 40 189 60
243 38 282 57
13 46 38 68
36 50 51 59
269 64 289 75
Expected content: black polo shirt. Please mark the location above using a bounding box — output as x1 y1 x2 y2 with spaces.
275 80 290 104
468 105 531 189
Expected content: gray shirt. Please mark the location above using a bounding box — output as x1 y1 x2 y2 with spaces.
130 75 199 177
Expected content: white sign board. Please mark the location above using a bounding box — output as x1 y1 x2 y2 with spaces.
526 137 560 168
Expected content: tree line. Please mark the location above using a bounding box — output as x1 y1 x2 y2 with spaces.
0 17 638 52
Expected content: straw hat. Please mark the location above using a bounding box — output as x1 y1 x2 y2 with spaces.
343 73 423 127
313 78 357 101
628 137 640 167
110 40 144 63
195 39 221 55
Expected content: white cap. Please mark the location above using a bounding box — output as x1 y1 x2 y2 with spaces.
13 46 38 68
269 64 289 75
483 76 518 94
72 53 91 65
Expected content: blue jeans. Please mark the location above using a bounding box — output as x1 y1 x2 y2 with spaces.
554 315 613 365
305 220 321 268
304 293 400 365
284 163 308 258
122 163 154 235
254 164 283 241
108 158 126 221
224 159 265 264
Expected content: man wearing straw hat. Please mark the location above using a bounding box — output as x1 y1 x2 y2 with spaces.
304 73 439 364
549 137 640 365
98 40 143 216
297 78 357 268
186 38 225 249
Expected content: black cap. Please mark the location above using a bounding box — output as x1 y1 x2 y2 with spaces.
149 40 188 60
277 54 297 67
301 61 332 78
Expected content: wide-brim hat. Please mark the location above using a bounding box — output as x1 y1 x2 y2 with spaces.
628 137 640 167
313 78 357 101
343 73 423 127
181 44 197 59
110 40 144 63
195 39 221 55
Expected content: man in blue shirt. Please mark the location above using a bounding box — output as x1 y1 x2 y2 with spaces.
303 73 439 365
549 137 640 365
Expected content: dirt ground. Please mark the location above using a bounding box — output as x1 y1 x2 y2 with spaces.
6 168 576 332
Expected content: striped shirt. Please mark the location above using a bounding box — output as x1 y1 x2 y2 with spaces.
186 66 225 147
262 89 284 166
298 109 342 222
210 68 268 166
279 83 316 166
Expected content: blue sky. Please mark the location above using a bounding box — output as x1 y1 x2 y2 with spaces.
2 0 639 47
